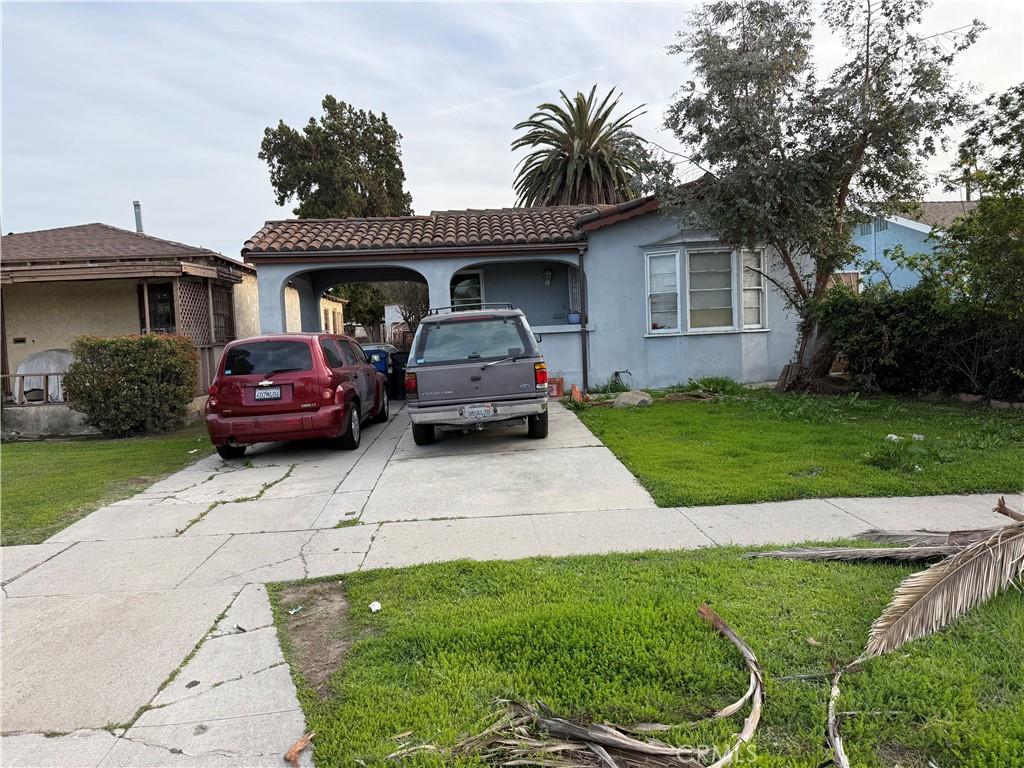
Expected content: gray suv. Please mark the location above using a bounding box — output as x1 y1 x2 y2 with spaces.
404 305 549 445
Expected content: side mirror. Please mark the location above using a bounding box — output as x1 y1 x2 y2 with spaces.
534 333 543 343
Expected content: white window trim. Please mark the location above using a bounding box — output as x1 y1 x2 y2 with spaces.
684 247 736 334
644 248 682 335
450 269 485 309
741 249 768 330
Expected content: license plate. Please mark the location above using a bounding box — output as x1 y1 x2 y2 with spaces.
464 404 494 420
254 386 281 401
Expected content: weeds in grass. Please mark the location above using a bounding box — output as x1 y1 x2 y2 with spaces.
863 435 952 474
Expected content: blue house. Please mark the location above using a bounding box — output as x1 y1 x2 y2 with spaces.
242 196 802 390
848 200 978 289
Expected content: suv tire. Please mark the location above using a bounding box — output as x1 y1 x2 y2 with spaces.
216 444 247 460
412 423 436 446
371 389 389 423
336 402 361 450
527 410 549 439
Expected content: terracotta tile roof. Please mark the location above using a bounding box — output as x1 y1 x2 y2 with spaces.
241 204 629 255
907 200 979 229
1 223 248 270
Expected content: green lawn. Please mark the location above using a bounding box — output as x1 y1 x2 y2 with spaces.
576 392 1024 506
1 422 213 545
269 549 1024 767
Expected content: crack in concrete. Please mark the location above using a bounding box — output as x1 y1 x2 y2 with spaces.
1 541 78 587
174 465 296 537
822 498 878 527
673 508 720 546
145 661 287 711
357 524 384 571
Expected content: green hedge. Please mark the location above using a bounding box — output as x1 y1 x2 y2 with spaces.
817 285 1024 401
64 334 199 437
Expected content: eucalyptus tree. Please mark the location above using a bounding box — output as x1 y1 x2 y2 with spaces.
661 0 983 383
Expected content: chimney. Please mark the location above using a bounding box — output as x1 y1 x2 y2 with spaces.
133 200 144 233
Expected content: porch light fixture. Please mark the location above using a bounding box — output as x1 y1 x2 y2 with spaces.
542 268 553 286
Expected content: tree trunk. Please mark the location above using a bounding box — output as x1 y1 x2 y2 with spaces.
777 318 836 391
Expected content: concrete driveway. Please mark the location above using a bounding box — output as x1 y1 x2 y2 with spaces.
1 402 1015 767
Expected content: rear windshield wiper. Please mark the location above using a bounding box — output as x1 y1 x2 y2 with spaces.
261 368 303 378
483 355 518 368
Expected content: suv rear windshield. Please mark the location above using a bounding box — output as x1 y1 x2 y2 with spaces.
414 316 532 364
223 341 313 376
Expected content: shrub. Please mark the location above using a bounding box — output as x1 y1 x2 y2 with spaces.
64 334 199 437
817 284 1024 400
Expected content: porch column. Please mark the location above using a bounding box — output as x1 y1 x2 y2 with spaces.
256 265 290 334
417 261 456 314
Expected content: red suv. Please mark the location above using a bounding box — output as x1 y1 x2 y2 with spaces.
205 333 389 459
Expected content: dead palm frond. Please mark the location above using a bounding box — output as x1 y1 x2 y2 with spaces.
995 495 1024 522
854 527 1003 547
750 545 962 562
863 521 1024 657
826 667 851 768
389 605 762 767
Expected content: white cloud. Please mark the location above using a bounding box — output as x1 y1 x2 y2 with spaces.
2 1 1020 256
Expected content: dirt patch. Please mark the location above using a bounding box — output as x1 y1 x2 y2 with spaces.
278 581 353 695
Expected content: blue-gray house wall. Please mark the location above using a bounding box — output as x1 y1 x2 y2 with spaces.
584 211 801 389
849 218 936 290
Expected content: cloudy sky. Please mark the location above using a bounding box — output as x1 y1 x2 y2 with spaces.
3 1 1022 259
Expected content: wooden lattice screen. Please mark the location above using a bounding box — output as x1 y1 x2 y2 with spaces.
177 279 211 346
568 266 582 312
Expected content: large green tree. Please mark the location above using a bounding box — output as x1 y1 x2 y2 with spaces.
661 0 983 383
512 86 647 206
260 95 413 218
931 83 1024 318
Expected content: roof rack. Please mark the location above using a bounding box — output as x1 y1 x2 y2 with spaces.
426 302 515 315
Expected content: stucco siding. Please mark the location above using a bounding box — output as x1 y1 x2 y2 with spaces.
585 211 800 389
473 262 573 325
283 285 301 332
232 273 261 339
3 280 139 372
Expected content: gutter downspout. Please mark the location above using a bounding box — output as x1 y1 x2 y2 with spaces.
577 243 589 392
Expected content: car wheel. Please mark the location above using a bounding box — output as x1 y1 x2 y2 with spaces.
216 444 247 460
412 423 436 446
337 402 362 450
527 410 549 439
372 388 389 423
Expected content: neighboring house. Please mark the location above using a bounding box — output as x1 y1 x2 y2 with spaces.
0 223 346 400
242 196 801 390
848 200 979 290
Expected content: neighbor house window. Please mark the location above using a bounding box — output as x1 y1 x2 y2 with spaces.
323 308 331 332
646 250 680 333
856 222 873 236
742 250 766 328
687 250 733 329
138 283 175 334
873 218 888 233
211 284 235 342
450 271 483 310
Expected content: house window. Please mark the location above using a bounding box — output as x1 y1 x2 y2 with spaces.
688 250 733 329
873 218 888 233
742 250 766 328
646 251 680 333
856 221 873 236
323 308 331 332
450 271 483 310
211 284 235 342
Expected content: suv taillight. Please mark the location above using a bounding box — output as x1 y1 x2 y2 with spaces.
405 372 418 399
206 383 219 412
534 362 548 389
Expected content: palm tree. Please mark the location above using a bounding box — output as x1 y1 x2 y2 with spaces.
512 86 646 207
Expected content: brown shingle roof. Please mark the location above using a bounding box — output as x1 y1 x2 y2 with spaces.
907 200 979 229
242 205 629 255
1 223 248 270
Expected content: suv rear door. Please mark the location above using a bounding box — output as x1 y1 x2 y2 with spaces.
215 339 322 416
411 314 541 405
